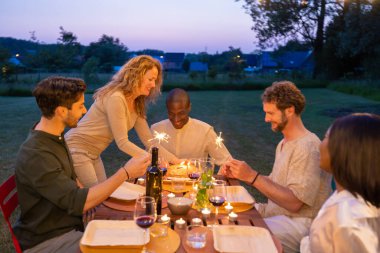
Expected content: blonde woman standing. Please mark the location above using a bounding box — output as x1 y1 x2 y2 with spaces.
65 55 179 187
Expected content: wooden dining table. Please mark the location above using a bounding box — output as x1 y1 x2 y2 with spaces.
82 175 283 253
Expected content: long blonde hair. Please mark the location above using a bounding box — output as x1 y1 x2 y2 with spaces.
93 55 163 117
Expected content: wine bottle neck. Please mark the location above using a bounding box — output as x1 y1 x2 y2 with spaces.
151 147 158 167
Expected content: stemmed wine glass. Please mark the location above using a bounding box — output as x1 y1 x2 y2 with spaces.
187 159 201 181
208 180 226 226
134 196 157 252
187 159 202 198
199 157 215 178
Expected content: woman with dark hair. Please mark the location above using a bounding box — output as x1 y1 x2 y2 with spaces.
65 55 179 187
301 113 380 253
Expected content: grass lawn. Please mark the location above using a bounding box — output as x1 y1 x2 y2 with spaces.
1 89 380 252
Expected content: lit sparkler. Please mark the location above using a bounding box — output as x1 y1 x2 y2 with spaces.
149 131 170 144
215 132 224 149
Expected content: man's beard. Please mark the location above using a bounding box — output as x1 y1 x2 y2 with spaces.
64 111 79 128
272 112 288 132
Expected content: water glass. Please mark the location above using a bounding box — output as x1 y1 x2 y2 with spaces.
171 177 187 192
185 225 208 249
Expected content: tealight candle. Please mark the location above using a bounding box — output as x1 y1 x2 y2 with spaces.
224 202 233 214
137 178 145 185
191 217 203 226
228 212 238 222
175 218 186 229
161 214 170 222
167 192 176 198
201 208 211 219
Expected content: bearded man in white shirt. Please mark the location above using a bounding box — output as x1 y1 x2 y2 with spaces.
151 88 231 166
221 81 332 253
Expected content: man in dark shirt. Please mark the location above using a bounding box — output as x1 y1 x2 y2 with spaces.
14 76 150 252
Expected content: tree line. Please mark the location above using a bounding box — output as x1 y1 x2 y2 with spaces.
0 28 250 84
239 0 380 79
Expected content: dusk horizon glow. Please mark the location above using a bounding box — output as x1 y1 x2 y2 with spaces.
1 0 260 54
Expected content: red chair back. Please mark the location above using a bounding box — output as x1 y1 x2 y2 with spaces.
0 175 22 253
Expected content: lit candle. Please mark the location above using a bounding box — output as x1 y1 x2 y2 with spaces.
167 192 176 198
191 217 202 226
228 212 238 222
224 202 233 214
201 208 211 219
161 214 170 222
137 178 145 185
175 218 186 229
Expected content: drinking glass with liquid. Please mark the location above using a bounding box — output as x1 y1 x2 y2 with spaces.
186 225 208 249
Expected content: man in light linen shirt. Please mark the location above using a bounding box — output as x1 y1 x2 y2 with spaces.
221 81 332 253
151 88 231 166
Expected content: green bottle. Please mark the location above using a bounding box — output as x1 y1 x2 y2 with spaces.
146 147 162 214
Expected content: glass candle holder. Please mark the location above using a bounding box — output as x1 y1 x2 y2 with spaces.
174 218 187 231
151 214 170 237
191 217 203 226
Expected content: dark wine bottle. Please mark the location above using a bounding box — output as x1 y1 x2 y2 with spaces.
146 147 162 214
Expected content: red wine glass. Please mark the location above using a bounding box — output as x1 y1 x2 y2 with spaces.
134 196 156 252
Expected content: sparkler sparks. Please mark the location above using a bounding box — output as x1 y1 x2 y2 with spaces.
215 132 224 149
149 131 170 144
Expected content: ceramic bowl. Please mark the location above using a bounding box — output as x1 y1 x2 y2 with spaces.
167 197 193 215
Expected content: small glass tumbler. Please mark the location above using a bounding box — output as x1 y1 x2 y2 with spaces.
171 177 187 192
186 225 208 249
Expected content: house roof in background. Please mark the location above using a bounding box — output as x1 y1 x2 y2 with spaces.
189 61 208 72
261 51 278 68
8 56 23 66
277 51 313 69
243 54 260 67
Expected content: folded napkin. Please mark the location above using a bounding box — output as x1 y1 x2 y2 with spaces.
110 182 145 201
213 226 277 253
226 186 255 205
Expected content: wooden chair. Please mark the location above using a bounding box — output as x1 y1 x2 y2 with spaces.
0 175 22 253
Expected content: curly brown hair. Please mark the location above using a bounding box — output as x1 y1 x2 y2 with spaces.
261 81 305 115
93 55 162 117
